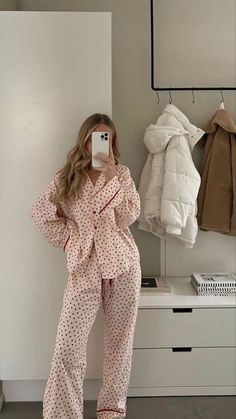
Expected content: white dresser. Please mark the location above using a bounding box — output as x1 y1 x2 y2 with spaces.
128 277 236 396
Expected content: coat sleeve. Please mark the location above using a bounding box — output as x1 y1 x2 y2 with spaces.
29 175 77 251
91 165 141 230
160 143 201 235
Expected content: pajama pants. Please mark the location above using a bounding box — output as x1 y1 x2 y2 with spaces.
42 244 142 419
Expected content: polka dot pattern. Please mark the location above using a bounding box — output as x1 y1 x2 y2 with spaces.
29 163 143 418
29 163 141 279
42 243 142 418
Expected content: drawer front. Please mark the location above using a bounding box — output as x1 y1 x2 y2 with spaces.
134 308 236 347
129 347 236 387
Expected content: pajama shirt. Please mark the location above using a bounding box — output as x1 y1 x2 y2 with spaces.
30 164 141 278
29 163 142 419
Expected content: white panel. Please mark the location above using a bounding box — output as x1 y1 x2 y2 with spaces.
0 11 111 379
164 231 236 277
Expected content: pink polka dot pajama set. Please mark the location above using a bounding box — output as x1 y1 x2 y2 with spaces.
29 163 142 419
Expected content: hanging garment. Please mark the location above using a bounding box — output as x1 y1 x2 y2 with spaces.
138 104 205 248
29 163 141 278
42 243 142 419
197 108 236 235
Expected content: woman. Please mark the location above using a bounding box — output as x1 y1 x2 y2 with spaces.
29 113 142 419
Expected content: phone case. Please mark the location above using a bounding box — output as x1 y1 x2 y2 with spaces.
92 131 109 168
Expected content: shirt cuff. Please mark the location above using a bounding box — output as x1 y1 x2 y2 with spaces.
92 175 124 215
63 233 71 252
63 219 77 252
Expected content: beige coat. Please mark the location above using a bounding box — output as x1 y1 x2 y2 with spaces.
197 109 236 235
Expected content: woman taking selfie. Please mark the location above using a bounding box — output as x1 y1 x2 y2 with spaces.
29 113 142 419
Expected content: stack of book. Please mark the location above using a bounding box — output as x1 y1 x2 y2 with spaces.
191 272 236 296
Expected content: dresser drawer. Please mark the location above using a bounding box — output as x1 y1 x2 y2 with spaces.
134 308 236 347
129 347 236 387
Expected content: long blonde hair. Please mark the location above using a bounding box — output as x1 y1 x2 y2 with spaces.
54 113 120 205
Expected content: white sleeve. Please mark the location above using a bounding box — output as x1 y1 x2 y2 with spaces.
160 141 201 234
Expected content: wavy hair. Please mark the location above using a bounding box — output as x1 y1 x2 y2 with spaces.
54 113 120 205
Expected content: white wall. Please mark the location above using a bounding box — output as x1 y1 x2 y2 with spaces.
155 0 236 276
0 11 111 386
38 0 236 277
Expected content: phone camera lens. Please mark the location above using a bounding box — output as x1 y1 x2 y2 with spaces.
101 135 104 139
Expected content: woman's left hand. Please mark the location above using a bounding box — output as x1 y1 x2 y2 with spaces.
95 141 116 183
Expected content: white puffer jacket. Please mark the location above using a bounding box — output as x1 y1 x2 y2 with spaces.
138 104 205 248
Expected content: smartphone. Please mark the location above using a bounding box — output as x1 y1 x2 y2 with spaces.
91 131 109 169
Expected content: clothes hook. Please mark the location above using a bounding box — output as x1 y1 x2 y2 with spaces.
220 88 225 109
221 88 224 102
169 88 173 104
192 88 195 104
155 90 160 104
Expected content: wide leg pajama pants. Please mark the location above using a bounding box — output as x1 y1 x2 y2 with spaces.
42 245 142 419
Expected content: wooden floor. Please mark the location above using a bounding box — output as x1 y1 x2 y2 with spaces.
0 396 236 419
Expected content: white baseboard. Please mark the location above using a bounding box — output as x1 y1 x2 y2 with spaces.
2 380 235 402
128 386 236 396
2 379 102 402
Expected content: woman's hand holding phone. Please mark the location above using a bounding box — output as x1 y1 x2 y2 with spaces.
95 141 116 183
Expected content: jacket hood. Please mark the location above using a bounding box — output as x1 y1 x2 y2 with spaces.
143 125 189 153
205 109 236 134
143 104 205 153
161 104 205 149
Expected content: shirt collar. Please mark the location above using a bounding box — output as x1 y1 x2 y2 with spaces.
85 170 106 196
